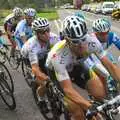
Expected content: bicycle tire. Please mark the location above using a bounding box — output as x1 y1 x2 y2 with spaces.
0 78 16 110
0 62 14 92
21 60 32 87
44 81 71 120
9 50 20 70
0 50 7 63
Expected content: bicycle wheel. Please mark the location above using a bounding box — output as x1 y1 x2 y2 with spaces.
44 81 71 120
0 62 14 92
0 50 7 63
0 78 16 110
21 59 32 87
9 49 20 70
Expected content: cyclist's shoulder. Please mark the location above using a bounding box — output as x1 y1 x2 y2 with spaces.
86 33 103 52
86 33 100 43
24 35 37 49
108 32 120 42
50 39 66 51
16 19 26 28
48 40 67 58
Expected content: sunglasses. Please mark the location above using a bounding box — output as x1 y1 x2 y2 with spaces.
71 38 87 45
39 27 50 34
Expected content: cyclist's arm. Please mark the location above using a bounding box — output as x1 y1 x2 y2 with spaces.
32 63 48 81
29 51 48 81
97 53 120 81
51 58 91 111
6 23 14 39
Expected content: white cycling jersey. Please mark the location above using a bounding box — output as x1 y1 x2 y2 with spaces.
46 33 104 82
21 32 60 65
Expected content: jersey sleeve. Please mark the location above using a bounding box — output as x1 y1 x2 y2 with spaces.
112 33 120 50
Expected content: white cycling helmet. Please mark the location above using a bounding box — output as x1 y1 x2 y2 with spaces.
32 17 49 31
63 15 87 41
24 8 36 17
13 7 23 17
92 18 111 32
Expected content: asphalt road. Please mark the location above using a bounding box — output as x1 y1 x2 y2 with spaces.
0 9 120 120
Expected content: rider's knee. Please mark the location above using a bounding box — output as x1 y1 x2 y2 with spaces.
64 98 85 120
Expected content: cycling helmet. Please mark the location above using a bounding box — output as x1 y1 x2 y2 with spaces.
13 7 23 17
63 15 87 40
74 11 85 20
24 8 36 17
92 18 111 32
32 17 49 31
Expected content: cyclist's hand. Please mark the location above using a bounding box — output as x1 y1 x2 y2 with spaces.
86 104 98 119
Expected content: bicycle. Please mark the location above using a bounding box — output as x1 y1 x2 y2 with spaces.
0 44 11 64
9 48 22 70
31 68 71 120
0 44 21 70
86 94 120 120
21 58 33 87
0 60 14 93
0 63 16 110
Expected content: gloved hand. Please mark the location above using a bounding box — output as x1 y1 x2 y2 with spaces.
86 104 98 119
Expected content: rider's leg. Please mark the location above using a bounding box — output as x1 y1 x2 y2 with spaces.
7 35 16 57
86 71 106 101
64 97 85 120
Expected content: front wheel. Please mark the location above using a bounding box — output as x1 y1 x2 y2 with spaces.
0 62 14 92
0 78 16 110
21 59 32 87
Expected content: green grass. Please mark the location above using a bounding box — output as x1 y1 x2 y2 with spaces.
37 12 59 20
0 9 12 25
0 9 59 25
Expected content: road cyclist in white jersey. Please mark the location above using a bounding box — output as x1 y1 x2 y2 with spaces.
21 17 60 110
4 7 24 57
14 8 36 49
46 15 120 120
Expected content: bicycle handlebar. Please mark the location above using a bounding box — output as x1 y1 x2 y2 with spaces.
97 94 120 112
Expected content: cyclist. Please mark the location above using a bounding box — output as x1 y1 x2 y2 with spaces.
92 18 120 50
21 17 60 109
4 7 23 56
46 15 120 120
14 8 36 49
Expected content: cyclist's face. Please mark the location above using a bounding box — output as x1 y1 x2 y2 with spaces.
25 16 34 25
70 39 88 57
96 32 109 43
37 28 50 43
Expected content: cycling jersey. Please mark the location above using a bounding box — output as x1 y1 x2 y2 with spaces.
96 32 120 50
0 35 7 45
21 32 60 65
107 32 120 50
4 13 18 32
46 34 103 82
14 19 33 49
